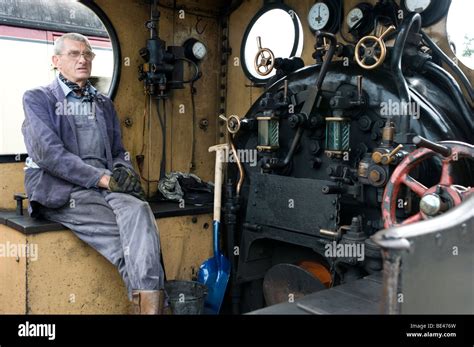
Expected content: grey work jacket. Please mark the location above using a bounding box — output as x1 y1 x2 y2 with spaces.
22 78 134 216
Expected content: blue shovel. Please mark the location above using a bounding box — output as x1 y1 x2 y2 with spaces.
198 144 231 314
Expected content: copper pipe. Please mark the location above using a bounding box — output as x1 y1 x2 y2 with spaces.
230 136 244 196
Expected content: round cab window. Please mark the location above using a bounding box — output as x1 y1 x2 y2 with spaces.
0 0 120 155
447 0 474 69
241 5 303 83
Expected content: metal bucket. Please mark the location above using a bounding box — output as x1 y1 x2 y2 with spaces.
164 280 207 315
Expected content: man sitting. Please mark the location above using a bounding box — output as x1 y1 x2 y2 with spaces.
22 33 166 314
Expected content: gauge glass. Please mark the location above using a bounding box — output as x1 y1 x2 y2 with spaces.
192 41 207 60
347 7 363 29
405 0 432 13
308 3 330 31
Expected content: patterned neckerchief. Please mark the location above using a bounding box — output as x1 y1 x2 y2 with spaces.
58 73 97 102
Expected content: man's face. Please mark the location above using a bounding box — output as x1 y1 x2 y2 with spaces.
52 39 93 86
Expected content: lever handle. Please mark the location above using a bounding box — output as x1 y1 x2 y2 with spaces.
381 144 404 165
413 136 452 157
357 75 363 97
256 36 262 50
379 25 396 41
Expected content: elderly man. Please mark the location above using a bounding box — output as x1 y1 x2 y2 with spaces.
22 33 166 314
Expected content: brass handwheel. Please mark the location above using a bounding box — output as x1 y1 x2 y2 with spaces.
226 114 241 134
218 114 241 134
355 25 396 70
254 36 275 76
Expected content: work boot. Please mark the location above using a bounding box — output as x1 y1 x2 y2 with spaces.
131 290 165 314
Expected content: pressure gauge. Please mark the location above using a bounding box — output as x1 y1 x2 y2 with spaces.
308 2 330 31
403 0 432 13
183 38 207 63
345 3 374 38
192 41 207 60
401 0 450 27
346 7 363 29
307 0 341 33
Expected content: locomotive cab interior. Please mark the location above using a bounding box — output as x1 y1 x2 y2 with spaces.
0 0 473 318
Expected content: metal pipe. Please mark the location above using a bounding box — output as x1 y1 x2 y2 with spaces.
314 32 337 90
230 137 244 196
224 181 240 314
421 31 474 103
424 61 474 133
390 13 421 137
381 249 402 314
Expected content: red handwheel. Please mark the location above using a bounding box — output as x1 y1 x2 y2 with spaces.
382 136 474 228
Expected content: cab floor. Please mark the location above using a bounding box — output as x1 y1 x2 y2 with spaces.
249 271 383 315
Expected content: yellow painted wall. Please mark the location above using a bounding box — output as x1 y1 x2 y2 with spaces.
1 0 223 206
160 214 213 281
0 162 25 210
0 0 218 314
95 0 221 193
26 230 130 314
0 214 212 314
0 225 27 314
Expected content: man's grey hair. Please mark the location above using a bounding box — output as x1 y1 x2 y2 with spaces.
53 33 92 55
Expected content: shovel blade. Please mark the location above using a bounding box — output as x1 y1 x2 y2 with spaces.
198 253 230 314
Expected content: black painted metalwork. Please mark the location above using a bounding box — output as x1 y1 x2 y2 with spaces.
229 14 473 311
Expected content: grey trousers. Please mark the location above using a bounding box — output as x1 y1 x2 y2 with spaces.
39 187 165 299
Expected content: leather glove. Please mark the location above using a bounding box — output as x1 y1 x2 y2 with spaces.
108 166 146 201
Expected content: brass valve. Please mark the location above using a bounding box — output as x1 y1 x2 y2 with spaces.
220 114 241 134
355 25 396 70
372 144 403 165
371 151 384 164
254 36 275 76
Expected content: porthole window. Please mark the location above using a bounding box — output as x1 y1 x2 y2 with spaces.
0 0 120 157
447 0 474 69
241 3 304 83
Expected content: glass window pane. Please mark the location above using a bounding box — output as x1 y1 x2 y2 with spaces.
242 7 303 82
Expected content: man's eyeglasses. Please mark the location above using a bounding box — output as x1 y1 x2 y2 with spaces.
59 50 96 61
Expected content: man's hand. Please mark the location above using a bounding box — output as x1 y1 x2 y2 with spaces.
108 166 146 201
98 174 111 189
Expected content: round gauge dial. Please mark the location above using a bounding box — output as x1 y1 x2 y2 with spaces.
308 2 330 31
345 3 374 39
404 0 432 13
346 7 363 29
401 0 449 27
192 41 207 60
183 38 207 63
